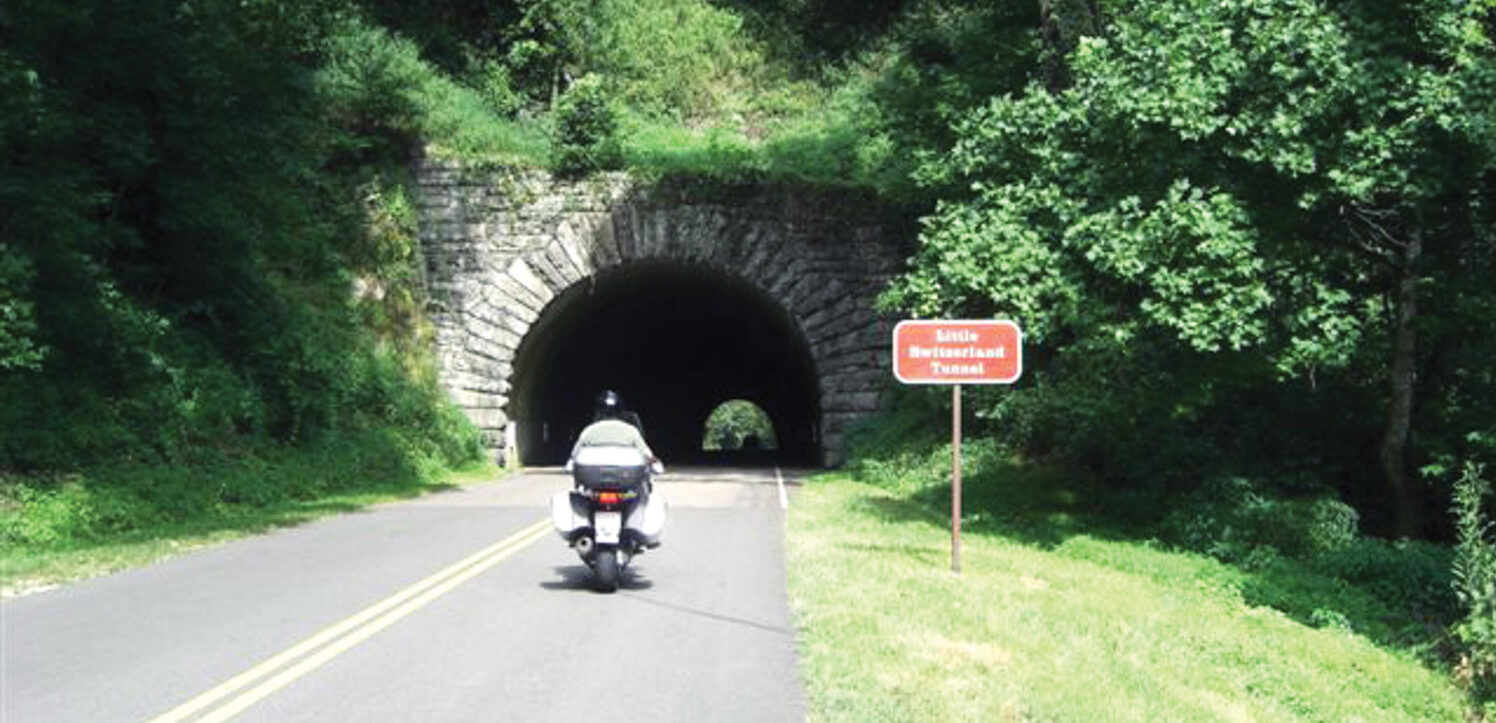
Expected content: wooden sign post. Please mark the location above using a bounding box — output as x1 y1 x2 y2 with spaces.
893 320 1023 575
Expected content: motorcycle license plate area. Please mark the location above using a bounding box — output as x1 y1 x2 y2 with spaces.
594 511 622 544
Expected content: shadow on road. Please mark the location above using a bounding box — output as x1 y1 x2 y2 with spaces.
541 564 655 593
616 592 793 637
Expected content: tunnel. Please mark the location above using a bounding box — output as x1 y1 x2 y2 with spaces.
508 260 821 467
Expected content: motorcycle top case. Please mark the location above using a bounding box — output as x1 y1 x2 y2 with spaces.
570 445 649 490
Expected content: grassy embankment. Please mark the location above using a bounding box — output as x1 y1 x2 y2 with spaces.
1 445 502 598
788 461 1471 721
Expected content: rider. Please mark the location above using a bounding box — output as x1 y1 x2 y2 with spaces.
570 390 658 468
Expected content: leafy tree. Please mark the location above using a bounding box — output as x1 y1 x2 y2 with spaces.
884 0 1496 536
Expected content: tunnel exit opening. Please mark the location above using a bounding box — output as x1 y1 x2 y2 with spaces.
702 399 779 466
508 261 820 467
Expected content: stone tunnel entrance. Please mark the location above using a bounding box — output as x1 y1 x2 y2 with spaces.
509 261 820 466
416 162 904 467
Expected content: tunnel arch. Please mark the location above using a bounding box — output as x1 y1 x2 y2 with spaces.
415 163 904 467
509 261 820 466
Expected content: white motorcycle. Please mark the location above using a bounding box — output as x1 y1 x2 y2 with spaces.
552 446 668 592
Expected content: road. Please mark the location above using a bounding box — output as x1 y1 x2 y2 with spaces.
2 467 804 722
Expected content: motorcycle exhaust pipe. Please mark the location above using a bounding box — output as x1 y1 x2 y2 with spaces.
574 535 593 557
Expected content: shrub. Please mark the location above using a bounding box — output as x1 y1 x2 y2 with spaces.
1313 537 1458 624
317 18 431 144
552 74 623 177
1166 476 1361 564
466 58 523 118
0 478 153 546
1452 462 1496 702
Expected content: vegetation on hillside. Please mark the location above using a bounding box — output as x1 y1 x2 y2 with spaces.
0 0 488 571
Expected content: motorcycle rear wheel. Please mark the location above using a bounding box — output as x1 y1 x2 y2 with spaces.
594 548 620 593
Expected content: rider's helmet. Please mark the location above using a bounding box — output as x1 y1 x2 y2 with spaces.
595 390 623 419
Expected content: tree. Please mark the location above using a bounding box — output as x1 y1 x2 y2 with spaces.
884 0 1496 537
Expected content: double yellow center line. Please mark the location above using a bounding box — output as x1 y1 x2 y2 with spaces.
149 518 552 723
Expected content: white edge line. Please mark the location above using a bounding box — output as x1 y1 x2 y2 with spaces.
775 466 788 510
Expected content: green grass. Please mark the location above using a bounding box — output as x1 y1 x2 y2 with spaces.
1 443 505 597
788 474 1470 721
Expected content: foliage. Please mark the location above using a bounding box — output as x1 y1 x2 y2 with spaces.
617 88 896 191
0 1 483 483
1310 537 1458 628
702 399 778 451
582 0 766 120
502 0 770 121
317 15 549 164
1453 462 1496 703
838 1 1044 202
552 74 623 177
1164 476 1360 564
887 0 1495 348
879 0 1496 534
0 243 44 371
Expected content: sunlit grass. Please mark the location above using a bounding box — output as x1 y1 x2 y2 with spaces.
788 475 1468 721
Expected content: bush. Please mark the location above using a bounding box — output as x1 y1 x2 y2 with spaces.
552 74 623 177
0 478 155 546
1165 476 1361 564
317 18 432 145
1312 537 1458 624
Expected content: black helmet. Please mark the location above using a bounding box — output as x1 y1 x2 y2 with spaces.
596 390 623 418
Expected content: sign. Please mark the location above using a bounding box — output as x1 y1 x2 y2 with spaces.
893 320 1022 385
892 319 1023 576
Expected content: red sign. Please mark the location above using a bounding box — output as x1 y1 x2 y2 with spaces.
893 320 1023 385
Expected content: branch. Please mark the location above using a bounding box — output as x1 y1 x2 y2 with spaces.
1345 202 1409 251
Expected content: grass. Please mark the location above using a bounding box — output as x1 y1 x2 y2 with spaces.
0 449 505 598
787 473 1470 721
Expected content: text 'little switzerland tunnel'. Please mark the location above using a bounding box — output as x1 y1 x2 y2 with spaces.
415 161 907 467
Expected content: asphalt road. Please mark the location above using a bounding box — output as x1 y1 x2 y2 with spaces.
2 467 805 722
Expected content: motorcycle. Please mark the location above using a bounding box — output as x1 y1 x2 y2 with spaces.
552 446 668 592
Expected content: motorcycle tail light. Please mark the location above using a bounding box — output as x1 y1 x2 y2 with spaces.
597 491 622 505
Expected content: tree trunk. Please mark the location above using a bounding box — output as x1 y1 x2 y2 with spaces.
1038 0 1069 92
1380 223 1422 538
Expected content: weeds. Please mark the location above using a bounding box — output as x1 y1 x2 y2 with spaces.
1453 462 1496 708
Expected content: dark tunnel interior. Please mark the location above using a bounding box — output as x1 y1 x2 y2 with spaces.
508 261 821 467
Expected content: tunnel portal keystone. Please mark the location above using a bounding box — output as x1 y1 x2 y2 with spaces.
416 159 905 466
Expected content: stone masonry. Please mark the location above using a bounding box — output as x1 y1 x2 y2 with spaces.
414 158 905 466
